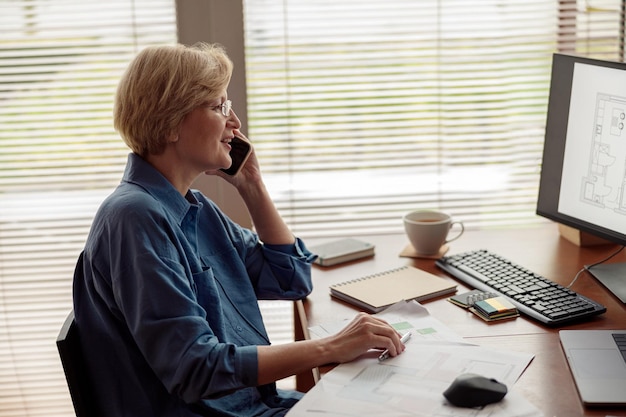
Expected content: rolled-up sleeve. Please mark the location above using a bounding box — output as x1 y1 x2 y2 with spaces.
245 236 317 300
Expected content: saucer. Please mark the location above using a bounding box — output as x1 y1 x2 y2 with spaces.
399 243 449 259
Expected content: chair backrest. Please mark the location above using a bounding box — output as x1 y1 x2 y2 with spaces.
56 310 100 417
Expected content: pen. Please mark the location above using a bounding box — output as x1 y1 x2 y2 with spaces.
378 331 412 362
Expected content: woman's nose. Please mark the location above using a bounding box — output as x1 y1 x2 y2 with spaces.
229 110 242 129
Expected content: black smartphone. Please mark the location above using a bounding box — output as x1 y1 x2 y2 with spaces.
220 136 252 176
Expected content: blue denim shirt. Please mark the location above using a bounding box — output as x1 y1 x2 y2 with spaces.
73 153 315 416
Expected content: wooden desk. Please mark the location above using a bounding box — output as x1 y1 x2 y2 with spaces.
294 224 626 417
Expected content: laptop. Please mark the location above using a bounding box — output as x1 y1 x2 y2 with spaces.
559 330 626 406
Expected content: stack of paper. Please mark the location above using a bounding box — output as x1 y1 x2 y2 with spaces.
448 290 519 322
289 300 542 417
471 296 519 321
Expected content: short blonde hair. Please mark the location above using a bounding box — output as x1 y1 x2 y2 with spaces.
114 43 233 156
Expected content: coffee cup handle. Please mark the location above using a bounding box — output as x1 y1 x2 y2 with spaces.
445 221 464 244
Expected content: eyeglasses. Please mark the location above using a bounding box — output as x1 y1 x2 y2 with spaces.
214 100 232 117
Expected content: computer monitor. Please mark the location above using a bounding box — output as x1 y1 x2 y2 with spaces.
537 53 626 304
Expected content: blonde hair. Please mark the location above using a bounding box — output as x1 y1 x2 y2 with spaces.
114 43 233 156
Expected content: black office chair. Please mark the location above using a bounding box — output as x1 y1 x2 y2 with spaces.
56 310 101 417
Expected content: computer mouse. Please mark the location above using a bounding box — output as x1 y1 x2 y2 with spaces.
443 373 508 408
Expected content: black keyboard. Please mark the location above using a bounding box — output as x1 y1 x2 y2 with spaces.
435 249 606 326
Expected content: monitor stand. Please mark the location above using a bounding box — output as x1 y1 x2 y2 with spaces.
587 263 626 304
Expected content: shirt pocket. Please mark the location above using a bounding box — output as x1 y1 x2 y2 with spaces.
190 267 226 336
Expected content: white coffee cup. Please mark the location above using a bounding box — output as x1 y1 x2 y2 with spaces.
403 210 464 255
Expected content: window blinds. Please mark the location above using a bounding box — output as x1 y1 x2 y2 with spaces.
242 0 625 238
0 1 176 416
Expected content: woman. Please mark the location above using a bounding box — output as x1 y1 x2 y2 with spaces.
73 42 406 416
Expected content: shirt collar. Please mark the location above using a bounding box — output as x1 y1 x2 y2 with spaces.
122 153 201 225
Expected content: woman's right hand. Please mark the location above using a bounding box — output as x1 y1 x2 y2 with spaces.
256 311 406 385
324 312 406 364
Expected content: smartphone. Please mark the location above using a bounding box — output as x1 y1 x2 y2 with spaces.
220 136 252 176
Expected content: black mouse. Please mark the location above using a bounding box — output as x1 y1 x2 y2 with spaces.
443 373 508 408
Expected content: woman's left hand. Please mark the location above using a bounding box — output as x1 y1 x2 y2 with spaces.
206 130 262 187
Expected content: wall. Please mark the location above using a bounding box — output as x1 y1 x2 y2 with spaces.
176 0 252 228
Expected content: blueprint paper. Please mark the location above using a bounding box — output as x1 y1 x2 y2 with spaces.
290 300 543 417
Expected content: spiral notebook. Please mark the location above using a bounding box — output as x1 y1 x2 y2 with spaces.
329 265 457 313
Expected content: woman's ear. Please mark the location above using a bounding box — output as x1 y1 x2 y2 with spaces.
167 132 179 143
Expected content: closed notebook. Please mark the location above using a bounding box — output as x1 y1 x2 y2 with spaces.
309 238 375 267
330 265 457 313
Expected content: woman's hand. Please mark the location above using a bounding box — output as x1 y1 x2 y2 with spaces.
256 311 407 385
325 312 406 364
205 130 295 245
207 130 262 188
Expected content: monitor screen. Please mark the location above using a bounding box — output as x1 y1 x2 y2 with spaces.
537 53 626 303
